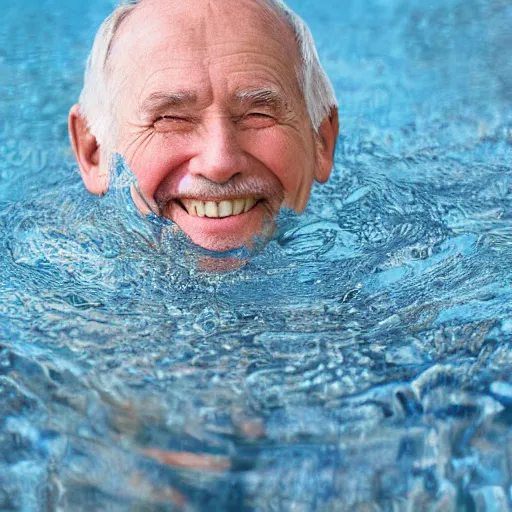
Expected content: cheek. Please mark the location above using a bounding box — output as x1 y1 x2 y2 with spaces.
242 130 316 203
120 135 191 197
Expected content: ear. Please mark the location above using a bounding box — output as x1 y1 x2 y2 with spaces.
68 104 109 195
314 106 339 184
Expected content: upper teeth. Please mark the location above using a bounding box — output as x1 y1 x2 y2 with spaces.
180 198 257 218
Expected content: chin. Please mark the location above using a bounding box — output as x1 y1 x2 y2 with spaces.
181 224 267 253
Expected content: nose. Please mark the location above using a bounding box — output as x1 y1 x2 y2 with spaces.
189 117 244 184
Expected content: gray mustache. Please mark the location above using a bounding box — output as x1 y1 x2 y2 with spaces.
156 175 285 205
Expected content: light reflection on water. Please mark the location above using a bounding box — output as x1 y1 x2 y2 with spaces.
1 0 512 510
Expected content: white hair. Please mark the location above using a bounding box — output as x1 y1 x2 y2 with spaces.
78 0 337 150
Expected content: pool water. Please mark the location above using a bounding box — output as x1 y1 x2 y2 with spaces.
1 0 512 510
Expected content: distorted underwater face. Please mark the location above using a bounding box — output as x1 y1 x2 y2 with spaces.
70 0 338 252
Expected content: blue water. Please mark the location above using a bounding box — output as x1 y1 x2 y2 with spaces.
1 0 512 510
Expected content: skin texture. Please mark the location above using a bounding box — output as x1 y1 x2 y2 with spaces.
69 0 339 252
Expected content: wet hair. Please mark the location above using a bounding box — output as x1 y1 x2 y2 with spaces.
78 0 337 150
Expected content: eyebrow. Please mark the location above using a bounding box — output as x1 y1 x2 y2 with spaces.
139 87 291 119
139 91 198 117
234 88 290 113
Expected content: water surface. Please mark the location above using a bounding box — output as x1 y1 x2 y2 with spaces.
1 0 512 510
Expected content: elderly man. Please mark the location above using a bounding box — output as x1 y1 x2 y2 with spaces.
69 0 338 252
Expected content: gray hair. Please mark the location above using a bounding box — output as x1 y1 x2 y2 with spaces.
78 0 337 150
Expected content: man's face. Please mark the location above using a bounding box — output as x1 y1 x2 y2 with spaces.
95 0 333 251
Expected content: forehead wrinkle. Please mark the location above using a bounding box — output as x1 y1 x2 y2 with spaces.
111 0 298 61
110 0 300 82
202 0 297 65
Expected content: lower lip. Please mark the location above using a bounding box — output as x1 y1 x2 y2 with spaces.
166 201 270 251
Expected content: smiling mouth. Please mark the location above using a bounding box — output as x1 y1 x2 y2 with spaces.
176 197 261 218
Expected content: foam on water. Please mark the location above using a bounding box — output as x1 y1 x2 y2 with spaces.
1 0 512 510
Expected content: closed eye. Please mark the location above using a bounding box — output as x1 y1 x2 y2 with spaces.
153 115 193 133
240 112 276 129
247 112 273 117
156 115 189 121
